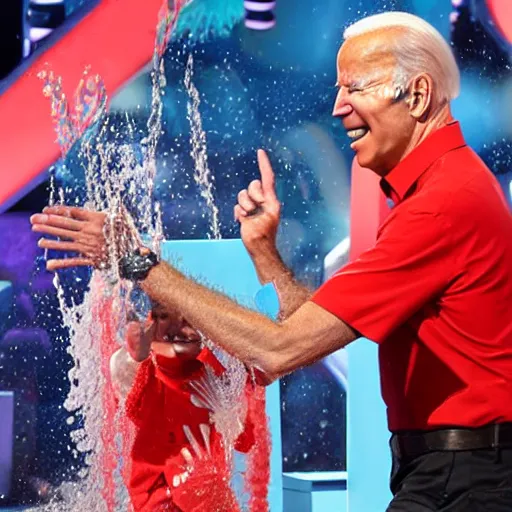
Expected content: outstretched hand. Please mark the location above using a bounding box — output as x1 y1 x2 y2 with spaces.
30 204 141 272
31 206 108 271
234 149 281 255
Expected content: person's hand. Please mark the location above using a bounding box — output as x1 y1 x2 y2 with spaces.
31 206 107 271
171 425 239 511
125 319 154 362
234 149 281 255
30 204 141 272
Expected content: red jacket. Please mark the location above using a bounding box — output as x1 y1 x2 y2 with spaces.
125 348 254 512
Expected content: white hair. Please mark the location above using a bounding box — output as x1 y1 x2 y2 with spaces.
343 12 460 106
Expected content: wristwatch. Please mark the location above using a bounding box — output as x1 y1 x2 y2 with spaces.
119 247 159 281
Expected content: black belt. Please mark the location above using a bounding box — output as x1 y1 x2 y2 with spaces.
390 423 512 460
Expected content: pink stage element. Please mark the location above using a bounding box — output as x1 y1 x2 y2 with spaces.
349 159 389 261
486 0 512 44
0 0 165 211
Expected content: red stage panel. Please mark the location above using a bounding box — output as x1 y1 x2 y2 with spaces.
349 159 389 261
0 0 164 212
486 0 512 44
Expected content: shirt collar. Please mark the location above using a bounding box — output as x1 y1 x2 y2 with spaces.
381 121 467 204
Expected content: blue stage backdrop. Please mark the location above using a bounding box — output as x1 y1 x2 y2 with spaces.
0 0 511 510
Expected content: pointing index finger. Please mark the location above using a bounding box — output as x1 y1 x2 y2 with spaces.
257 149 277 200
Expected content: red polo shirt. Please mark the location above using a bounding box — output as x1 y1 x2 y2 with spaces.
312 122 512 432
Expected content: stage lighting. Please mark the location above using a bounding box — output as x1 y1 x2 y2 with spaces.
473 0 512 51
452 0 512 52
451 0 510 77
0 0 25 80
244 0 276 31
27 0 65 52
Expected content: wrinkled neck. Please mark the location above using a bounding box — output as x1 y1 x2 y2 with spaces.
389 104 453 175
410 104 453 154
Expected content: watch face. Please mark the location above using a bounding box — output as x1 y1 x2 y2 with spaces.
119 249 158 281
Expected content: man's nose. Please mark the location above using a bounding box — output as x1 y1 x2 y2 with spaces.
332 88 354 117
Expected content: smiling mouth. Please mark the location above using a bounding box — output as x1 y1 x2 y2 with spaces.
347 127 369 143
172 336 200 344
162 335 199 344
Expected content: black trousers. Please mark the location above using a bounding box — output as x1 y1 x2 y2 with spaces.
387 448 512 511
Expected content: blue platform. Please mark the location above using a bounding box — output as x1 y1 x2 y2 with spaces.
161 239 283 511
161 239 392 511
0 245 392 511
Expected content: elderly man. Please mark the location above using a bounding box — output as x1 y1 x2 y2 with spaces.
31 12 512 511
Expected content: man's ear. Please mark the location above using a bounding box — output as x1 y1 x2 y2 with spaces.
407 73 434 121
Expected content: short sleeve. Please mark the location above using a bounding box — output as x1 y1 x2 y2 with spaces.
312 209 456 343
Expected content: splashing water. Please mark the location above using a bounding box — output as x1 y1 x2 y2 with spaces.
56 274 125 512
140 0 190 230
35 0 261 510
183 51 255 489
189 357 249 465
184 54 221 240
39 67 107 155
33 2 186 511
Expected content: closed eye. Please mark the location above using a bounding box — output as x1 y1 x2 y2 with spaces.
334 83 363 93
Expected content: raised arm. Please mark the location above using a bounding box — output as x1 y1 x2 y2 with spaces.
31 206 357 382
135 261 356 383
234 149 312 319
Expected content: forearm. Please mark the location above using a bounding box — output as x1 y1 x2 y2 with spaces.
139 261 356 381
140 261 284 377
248 245 312 320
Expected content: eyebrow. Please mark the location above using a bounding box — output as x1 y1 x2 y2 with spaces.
336 70 389 91
335 77 372 89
